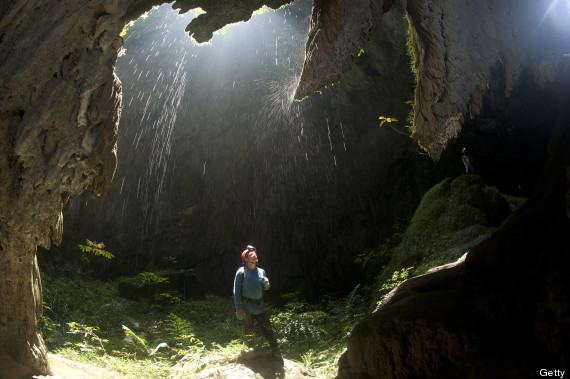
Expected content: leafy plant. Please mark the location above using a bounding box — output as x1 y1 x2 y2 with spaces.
162 256 178 265
165 313 204 356
37 306 61 348
122 325 150 357
377 267 414 305
136 271 169 284
378 116 398 127
39 270 371 378
272 307 329 343
301 349 316 368
158 292 182 305
379 116 410 136
78 240 114 261
120 11 149 37
210 339 248 359
66 322 108 354
403 14 422 143
120 21 135 37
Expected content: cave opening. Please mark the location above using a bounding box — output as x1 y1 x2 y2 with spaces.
2 0 570 377
41 0 430 301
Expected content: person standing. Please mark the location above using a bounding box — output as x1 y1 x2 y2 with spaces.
462 148 474 174
233 245 282 363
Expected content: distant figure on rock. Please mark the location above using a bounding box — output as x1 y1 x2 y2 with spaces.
234 245 283 365
462 148 474 174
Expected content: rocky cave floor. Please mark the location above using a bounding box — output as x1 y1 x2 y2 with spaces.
35 349 316 378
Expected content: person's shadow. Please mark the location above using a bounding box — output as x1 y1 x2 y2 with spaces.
238 348 285 378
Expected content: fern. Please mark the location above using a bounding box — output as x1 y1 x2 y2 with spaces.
78 240 114 260
122 325 149 356
66 322 108 353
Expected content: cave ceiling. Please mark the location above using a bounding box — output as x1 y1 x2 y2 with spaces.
0 0 567 257
123 0 570 158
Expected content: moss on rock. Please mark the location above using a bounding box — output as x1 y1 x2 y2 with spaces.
390 175 519 275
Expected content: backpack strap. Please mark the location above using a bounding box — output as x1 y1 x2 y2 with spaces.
239 267 245 294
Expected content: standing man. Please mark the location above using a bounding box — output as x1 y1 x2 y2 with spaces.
462 148 474 174
233 245 282 363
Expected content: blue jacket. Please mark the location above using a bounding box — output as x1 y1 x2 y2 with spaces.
233 266 270 315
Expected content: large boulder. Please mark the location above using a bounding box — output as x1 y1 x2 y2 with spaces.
338 172 570 377
337 63 570 378
393 175 514 271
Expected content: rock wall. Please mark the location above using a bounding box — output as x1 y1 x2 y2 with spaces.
332 0 570 377
406 0 569 159
295 0 570 159
0 0 126 375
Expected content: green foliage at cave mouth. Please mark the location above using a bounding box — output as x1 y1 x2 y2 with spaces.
38 266 371 377
78 240 114 261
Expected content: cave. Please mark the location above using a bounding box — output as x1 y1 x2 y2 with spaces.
1 0 569 377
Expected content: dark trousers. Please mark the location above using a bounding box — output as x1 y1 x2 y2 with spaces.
243 311 279 351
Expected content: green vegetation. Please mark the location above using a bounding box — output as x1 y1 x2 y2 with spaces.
377 267 414 306
118 11 151 57
38 175 525 377
78 240 115 261
38 268 368 377
379 115 410 136
404 15 419 131
365 175 524 292
395 175 513 273
352 174 526 319
378 116 398 127
134 271 169 284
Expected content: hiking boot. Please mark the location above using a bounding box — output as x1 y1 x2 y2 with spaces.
271 348 284 366
239 348 257 361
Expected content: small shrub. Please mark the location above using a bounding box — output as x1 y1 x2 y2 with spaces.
78 240 115 261
377 267 414 305
122 325 150 357
136 272 169 285
165 313 204 356
272 308 329 343
66 322 108 354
